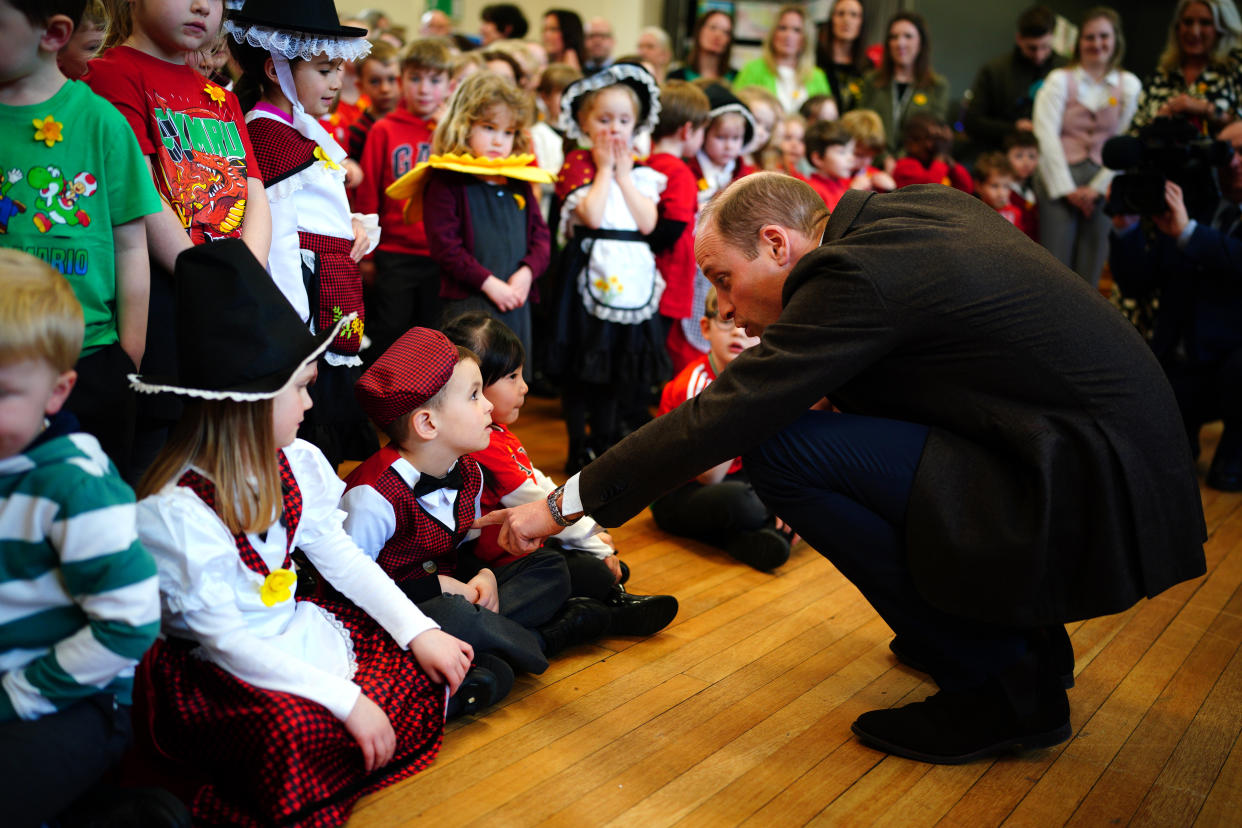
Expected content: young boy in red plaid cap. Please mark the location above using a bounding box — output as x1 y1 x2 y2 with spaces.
342 328 614 693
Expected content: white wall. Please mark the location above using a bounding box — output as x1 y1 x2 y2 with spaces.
366 1 661 63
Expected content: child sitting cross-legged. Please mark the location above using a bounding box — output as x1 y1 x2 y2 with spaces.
0 251 162 827
650 287 792 572
133 241 470 827
444 311 678 636
342 329 618 686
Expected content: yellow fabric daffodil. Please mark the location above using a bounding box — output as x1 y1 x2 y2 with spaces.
204 83 227 106
314 146 342 171
33 116 64 148
386 152 556 223
260 568 297 606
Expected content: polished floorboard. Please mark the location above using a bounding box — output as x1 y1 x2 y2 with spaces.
347 396 1242 827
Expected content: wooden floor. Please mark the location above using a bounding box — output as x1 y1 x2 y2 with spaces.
348 396 1242 828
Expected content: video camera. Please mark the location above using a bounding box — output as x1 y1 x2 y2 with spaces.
1103 117 1233 221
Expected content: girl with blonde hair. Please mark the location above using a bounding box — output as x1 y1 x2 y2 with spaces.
388 72 555 372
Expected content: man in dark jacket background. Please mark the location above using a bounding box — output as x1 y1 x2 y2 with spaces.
480 174 1207 764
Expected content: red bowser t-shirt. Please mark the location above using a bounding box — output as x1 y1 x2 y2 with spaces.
85 45 256 244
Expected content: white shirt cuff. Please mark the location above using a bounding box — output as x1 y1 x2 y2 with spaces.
562 473 584 516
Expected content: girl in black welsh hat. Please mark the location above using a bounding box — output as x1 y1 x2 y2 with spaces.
226 0 379 469
131 241 473 827
546 62 671 472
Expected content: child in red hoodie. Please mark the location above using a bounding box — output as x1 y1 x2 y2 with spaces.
806 120 867 210
354 39 452 364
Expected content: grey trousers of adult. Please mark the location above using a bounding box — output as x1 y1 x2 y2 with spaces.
1035 159 1112 287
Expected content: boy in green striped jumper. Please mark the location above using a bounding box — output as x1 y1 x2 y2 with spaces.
0 249 161 825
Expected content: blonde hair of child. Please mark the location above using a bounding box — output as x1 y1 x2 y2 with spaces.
82 0 108 28
433 72 533 155
0 250 84 373
703 285 719 319
402 37 453 75
840 109 887 155
137 399 282 536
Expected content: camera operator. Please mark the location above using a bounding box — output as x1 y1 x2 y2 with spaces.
1110 121 1242 491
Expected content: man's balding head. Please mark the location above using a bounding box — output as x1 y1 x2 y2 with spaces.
698 172 830 260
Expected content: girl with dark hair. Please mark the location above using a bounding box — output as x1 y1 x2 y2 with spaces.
668 9 737 83
858 11 951 155
542 9 585 71
816 0 873 115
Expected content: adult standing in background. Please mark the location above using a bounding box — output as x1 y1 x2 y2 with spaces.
964 4 1067 154
858 11 951 156
478 173 1207 764
668 10 737 84
543 9 585 71
1032 6 1140 286
480 4 528 45
637 27 673 83
816 0 872 116
1131 0 1242 133
420 9 453 38
734 5 831 113
582 18 616 74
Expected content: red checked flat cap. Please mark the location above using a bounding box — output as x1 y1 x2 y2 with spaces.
355 328 458 427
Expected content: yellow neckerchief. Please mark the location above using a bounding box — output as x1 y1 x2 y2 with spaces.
386 152 556 223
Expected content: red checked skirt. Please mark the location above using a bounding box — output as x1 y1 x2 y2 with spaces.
142 598 445 827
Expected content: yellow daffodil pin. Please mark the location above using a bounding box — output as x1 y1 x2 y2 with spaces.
205 83 227 106
913 93 928 106
314 146 342 170
33 116 63 148
260 569 297 606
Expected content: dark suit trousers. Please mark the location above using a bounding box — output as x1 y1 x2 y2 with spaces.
744 410 1029 690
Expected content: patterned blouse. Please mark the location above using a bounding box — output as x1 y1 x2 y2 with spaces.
1131 57 1242 133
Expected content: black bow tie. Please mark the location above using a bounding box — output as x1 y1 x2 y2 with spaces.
411 465 464 498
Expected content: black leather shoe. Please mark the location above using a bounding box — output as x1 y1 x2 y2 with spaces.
603 586 678 636
852 652 1071 764
889 626 1075 689
1207 427 1242 491
725 528 791 571
446 655 513 719
538 597 612 656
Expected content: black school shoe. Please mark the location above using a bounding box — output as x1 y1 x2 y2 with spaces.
889 625 1076 689
725 527 791 572
445 653 515 719
851 651 1071 764
538 597 612 656
603 586 678 637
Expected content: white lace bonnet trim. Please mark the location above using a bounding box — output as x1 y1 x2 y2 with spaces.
559 63 663 141
224 21 372 63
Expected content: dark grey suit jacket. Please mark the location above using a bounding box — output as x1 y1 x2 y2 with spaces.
580 186 1207 627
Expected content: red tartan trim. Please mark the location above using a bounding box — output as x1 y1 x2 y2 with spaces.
298 231 365 355
248 117 319 187
141 598 444 827
176 450 303 575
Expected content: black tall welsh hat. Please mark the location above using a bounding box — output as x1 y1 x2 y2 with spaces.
130 240 347 401
227 0 370 61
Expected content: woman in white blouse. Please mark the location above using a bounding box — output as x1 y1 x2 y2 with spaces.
1033 7 1141 286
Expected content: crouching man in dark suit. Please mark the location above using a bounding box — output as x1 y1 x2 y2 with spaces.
477 173 1208 764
